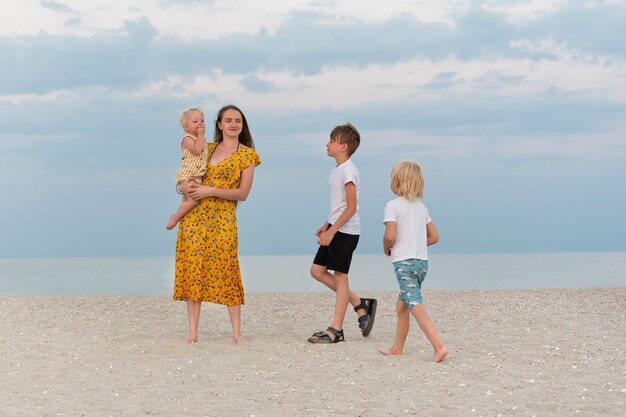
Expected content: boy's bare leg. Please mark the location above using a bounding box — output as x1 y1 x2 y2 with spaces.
410 304 448 362
310 264 365 316
378 300 410 355
329 272 350 335
167 196 199 230
185 300 201 343
227 305 243 344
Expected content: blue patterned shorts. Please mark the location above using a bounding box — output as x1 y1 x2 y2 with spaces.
393 259 428 306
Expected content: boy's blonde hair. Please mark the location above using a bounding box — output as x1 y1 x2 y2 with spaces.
180 107 203 130
330 123 360 156
391 160 424 201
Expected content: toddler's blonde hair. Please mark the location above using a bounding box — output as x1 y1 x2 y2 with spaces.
180 107 203 130
391 160 424 201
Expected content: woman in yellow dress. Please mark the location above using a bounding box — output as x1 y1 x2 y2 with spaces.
174 104 261 344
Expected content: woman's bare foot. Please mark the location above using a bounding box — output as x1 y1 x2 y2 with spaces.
232 334 244 344
377 347 402 356
186 335 198 344
433 346 448 363
166 215 178 230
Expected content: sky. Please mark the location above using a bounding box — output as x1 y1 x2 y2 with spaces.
1 0 625 257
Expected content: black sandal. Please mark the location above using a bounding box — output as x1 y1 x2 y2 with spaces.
354 298 377 337
307 326 345 343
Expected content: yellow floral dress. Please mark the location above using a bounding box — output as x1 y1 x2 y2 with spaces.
173 143 261 306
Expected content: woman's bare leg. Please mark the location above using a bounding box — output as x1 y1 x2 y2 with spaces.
227 305 243 344
185 300 201 343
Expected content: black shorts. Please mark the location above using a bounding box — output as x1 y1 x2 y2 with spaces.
313 225 360 274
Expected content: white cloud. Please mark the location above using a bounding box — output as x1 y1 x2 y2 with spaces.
0 0 477 39
0 90 71 104
6 44 622 111
308 0 470 26
363 126 626 160
1 0 143 38
118 48 626 110
505 38 626 101
482 0 568 23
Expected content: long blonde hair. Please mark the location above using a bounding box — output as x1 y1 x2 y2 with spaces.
391 160 424 201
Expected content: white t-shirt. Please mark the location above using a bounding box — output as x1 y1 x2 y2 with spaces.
383 197 431 262
327 159 360 235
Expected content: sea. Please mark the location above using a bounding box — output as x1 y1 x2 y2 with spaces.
0 252 625 296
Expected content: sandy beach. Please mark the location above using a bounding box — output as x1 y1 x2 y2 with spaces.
1 289 624 417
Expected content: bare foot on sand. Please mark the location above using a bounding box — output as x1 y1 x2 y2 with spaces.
434 346 448 363
186 336 198 344
377 347 402 356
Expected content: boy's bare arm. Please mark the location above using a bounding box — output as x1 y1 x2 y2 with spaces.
318 182 357 246
315 222 329 237
427 221 439 246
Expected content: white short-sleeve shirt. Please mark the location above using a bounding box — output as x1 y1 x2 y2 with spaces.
327 159 360 235
383 197 431 262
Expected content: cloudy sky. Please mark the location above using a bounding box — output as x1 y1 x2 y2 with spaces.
1 0 625 257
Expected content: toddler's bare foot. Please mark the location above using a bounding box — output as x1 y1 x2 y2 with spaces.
186 335 198 344
434 346 448 363
166 215 178 230
377 347 402 356
233 334 244 345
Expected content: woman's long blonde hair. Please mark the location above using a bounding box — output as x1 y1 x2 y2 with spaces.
391 160 424 201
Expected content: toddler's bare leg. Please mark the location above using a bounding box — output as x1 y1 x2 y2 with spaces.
167 195 199 230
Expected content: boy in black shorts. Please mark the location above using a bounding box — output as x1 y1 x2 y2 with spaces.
308 123 377 343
